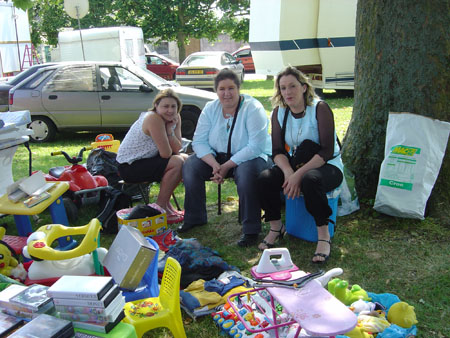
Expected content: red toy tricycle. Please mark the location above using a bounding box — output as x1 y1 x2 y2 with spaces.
42 146 108 222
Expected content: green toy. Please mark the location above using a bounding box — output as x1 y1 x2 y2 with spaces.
327 278 371 306
387 301 418 328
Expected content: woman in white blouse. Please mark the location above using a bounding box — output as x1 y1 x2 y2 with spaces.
178 69 272 247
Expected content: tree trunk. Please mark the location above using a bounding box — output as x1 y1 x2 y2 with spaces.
342 1 450 219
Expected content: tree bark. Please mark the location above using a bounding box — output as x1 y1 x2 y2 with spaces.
343 0 450 219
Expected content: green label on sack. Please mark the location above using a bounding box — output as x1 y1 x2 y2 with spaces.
380 179 413 191
390 145 421 156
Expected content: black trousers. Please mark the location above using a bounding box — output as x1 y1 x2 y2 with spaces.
258 164 343 226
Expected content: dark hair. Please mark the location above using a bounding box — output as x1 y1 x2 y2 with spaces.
150 88 182 114
271 66 318 108
214 69 241 92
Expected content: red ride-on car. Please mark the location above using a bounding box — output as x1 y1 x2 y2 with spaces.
232 46 255 73
145 53 179 80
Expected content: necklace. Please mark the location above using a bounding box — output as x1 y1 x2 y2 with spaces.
289 111 306 152
225 113 233 132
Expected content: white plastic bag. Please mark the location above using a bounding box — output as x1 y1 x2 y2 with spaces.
338 166 360 216
374 112 450 219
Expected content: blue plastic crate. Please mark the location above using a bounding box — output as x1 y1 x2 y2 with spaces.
285 192 338 242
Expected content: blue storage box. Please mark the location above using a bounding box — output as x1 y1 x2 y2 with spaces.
285 191 339 242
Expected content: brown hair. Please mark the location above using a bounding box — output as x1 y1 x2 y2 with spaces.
150 88 182 114
271 66 318 108
214 69 241 92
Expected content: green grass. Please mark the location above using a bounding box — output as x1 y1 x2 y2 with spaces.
4 80 449 337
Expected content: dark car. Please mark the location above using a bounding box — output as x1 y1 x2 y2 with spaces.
7 61 216 142
0 63 56 111
145 53 179 80
232 47 255 73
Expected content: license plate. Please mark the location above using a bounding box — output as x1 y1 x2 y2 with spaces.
188 70 203 75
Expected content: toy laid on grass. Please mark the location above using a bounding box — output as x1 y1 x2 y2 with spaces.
387 301 418 328
22 218 107 283
327 278 371 305
41 146 108 222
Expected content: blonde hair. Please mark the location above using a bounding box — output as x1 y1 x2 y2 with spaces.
150 88 182 114
271 66 318 108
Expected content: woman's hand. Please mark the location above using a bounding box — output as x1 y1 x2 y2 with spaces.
166 114 179 136
282 170 303 199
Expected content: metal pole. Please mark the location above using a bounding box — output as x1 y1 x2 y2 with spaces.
76 6 86 61
12 7 23 71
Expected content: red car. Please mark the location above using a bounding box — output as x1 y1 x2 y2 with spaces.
232 47 255 73
145 53 179 80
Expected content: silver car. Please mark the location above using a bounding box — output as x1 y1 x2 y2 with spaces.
7 61 216 142
176 51 245 90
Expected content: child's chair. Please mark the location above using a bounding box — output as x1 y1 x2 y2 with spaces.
123 257 186 338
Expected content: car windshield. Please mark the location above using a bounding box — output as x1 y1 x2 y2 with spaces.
183 55 220 67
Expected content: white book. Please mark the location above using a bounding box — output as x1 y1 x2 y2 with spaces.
52 286 120 308
47 276 114 300
57 296 124 323
54 293 124 316
0 284 28 310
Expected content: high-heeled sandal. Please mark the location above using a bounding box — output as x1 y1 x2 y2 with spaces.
312 239 331 264
258 224 286 250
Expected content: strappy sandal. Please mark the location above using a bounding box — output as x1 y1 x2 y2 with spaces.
258 224 286 250
312 239 331 264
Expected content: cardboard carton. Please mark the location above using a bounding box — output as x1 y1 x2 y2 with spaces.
116 208 167 236
103 225 156 290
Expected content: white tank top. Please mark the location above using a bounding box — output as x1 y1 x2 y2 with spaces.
116 112 159 164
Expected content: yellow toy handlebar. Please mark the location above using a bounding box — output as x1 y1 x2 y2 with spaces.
26 218 102 261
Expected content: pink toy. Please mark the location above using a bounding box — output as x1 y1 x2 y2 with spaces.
251 248 299 280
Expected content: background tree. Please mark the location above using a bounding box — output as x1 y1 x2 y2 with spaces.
14 0 249 61
342 0 449 219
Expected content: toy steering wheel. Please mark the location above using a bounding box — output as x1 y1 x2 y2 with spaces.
23 218 102 261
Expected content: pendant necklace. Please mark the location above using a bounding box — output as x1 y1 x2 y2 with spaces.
290 108 306 153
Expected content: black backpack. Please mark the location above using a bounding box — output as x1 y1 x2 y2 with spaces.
97 187 132 234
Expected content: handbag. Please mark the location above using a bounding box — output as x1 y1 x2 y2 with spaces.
289 139 322 170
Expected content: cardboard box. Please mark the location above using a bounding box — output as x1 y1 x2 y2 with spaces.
117 208 167 236
103 225 157 290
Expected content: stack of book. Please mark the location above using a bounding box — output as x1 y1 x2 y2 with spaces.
0 284 54 320
9 313 74 338
48 275 125 334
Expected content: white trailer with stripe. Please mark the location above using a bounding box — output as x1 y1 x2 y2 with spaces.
249 0 356 91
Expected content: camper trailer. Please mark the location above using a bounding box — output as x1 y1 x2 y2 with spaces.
56 27 146 69
249 0 356 91
0 2 33 76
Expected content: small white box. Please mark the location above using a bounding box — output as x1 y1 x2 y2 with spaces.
103 225 157 291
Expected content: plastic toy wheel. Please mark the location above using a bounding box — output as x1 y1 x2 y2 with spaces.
63 197 78 223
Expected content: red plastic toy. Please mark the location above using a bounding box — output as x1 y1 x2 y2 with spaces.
41 146 108 222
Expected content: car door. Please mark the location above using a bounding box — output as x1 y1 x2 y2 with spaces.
98 65 157 127
41 65 101 127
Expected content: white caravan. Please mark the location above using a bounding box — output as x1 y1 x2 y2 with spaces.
0 2 32 76
249 0 356 91
55 26 146 69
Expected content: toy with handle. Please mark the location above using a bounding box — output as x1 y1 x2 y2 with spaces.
251 248 299 280
23 218 102 262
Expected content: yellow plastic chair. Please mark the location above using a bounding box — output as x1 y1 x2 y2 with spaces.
123 257 186 338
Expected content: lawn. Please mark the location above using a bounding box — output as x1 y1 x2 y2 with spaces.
5 79 449 337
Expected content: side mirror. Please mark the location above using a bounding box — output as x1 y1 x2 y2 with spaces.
139 84 153 93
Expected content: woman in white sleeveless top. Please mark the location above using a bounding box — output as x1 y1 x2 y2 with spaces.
258 67 343 263
117 89 186 223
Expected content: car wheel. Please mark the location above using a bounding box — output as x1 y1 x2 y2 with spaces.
172 72 176 80
63 197 78 223
180 108 200 140
28 116 56 143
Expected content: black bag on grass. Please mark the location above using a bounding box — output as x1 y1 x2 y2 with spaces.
97 187 131 234
86 148 121 188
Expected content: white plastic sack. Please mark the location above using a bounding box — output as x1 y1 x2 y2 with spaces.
338 166 360 216
374 112 450 219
